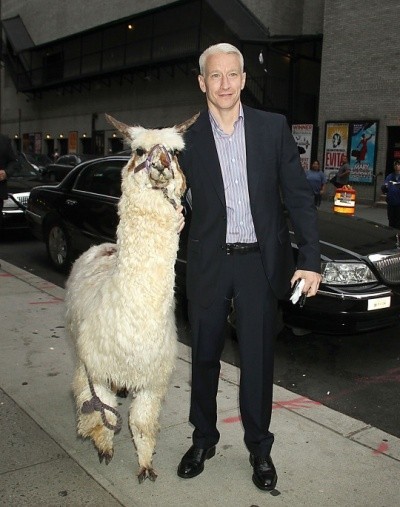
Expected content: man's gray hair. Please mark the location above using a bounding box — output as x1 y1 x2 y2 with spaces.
199 43 244 76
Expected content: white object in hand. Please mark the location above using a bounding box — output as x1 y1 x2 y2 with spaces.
290 278 305 305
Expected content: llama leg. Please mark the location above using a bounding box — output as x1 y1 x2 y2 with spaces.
129 388 165 482
73 364 119 464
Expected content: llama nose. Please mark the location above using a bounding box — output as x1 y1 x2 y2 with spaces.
160 152 170 168
151 164 165 173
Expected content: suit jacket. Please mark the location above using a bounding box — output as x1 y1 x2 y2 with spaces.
0 134 17 200
179 105 321 307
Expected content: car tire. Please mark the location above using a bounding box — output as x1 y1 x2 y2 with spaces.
45 222 72 272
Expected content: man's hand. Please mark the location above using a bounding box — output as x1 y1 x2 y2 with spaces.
176 205 185 233
290 269 321 297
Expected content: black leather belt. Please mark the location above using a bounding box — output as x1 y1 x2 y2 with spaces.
224 242 259 255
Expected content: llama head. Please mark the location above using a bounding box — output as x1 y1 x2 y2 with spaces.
105 113 199 200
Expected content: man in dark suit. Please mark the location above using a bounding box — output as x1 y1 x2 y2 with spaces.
177 43 321 491
0 133 17 231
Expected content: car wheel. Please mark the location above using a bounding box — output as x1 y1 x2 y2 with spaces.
45 222 72 272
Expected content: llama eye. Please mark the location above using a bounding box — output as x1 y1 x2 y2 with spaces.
136 148 145 156
173 149 180 156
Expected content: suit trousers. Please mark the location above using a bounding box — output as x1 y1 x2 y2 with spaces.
188 248 277 457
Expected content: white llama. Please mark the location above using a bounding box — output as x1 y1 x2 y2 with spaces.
65 112 198 482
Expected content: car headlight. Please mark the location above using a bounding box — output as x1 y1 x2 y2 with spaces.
2 196 17 209
321 261 377 285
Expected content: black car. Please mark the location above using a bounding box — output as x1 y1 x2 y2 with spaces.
1 154 44 230
25 155 400 334
42 154 89 182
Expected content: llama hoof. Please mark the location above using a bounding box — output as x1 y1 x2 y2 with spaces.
137 467 158 483
98 450 113 465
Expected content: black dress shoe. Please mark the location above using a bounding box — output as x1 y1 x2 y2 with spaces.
177 445 216 478
250 454 278 491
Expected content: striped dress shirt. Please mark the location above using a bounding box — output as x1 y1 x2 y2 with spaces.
209 105 257 243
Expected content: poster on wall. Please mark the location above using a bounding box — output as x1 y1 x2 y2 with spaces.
68 131 78 154
323 122 349 181
349 121 378 183
291 124 313 171
34 132 42 154
324 121 378 184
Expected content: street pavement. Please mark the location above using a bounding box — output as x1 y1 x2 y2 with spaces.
1 202 400 506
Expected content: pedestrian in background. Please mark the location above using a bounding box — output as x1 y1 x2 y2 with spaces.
381 159 400 229
177 42 321 492
0 133 17 231
331 154 351 188
305 160 327 207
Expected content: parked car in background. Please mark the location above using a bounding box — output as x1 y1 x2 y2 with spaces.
26 155 124 263
25 154 400 335
1 154 44 230
21 152 52 175
42 154 89 182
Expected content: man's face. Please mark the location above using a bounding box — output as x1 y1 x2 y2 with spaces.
198 52 246 113
394 163 400 174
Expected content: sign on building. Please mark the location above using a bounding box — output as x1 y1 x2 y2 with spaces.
292 124 313 171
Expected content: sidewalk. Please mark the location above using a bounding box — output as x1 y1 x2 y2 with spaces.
1 203 400 506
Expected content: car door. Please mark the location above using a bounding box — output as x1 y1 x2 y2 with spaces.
63 159 124 253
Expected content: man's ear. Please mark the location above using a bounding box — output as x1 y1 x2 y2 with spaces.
241 72 247 90
198 74 206 93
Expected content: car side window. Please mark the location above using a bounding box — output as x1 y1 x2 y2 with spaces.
74 160 123 197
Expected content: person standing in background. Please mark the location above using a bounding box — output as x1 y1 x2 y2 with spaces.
333 154 351 188
381 159 400 229
305 160 326 207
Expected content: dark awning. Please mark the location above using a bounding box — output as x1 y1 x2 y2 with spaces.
205 0 269 42
2 16 35 53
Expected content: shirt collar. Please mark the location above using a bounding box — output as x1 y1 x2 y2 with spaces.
209 103 244 135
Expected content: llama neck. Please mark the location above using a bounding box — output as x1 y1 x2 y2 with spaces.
114 191 179 280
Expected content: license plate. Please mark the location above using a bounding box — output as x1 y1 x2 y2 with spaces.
367 296 391 311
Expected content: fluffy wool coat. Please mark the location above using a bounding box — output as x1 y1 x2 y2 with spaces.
65 113 197 482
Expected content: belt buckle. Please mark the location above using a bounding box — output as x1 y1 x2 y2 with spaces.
226 243 234 255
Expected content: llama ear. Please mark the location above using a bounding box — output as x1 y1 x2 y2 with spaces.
105 114 133 140
175 113 200 133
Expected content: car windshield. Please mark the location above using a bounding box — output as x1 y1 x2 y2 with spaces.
24 153 51 166
24 153 36 163
7 157 38 177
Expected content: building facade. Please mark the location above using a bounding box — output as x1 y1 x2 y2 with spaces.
1 0 398 203
319 0 400 202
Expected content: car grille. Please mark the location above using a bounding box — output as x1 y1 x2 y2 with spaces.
370 252 400 284
15 194 29 207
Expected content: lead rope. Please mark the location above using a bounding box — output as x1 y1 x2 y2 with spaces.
81 365 123 433
162 187 178 209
